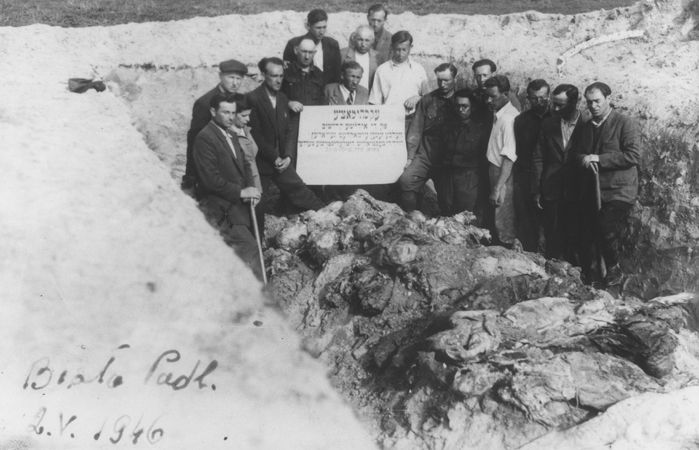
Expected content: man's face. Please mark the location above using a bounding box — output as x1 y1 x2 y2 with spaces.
436 69 456 98
527 86 550 115
552 92 576 118
367 10 386 34
295 39 316 68
355 29 374 54
308 21 327 40
210 101 237 129
233 109 251 128
342 67 363 91
219 72 244 93
485 86 508 112
473 65 493 90
585 88 611 119
263 63 284 92
455 97 472 121
391 41 411 64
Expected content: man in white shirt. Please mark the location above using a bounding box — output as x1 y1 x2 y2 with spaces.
341 25 379 91
484 75 520 248
369 30 428 119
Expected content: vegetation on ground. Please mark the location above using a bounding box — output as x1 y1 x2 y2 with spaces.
1 0 637 27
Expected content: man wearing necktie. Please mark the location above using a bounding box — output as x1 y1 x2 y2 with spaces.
193 92 263 280
324 61 370 106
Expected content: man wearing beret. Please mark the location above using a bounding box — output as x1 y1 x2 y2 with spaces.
182 59 261 194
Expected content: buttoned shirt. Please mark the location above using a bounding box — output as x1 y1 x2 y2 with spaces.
354 50 371 89
213 122 238 159
369 58 428 115
486 101 519 167
560 111 580 149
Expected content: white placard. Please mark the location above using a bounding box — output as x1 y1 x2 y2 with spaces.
296 105 407 184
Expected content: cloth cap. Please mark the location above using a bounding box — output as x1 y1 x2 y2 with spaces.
219 59 248 75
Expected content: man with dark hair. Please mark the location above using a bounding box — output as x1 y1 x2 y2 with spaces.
367 4 392 65
325 61 369 105
182 58 248 192
484 74 520 248
513 78 550 251
532 83 585 261
246 57 324 230
471 58 521 112
369 30 428 119
283 9 342 85
341 25 378 90
435 88 490 217
573 81 641 286
193 92 262 279
397 62 457 211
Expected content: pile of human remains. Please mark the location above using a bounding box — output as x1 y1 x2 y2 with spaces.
264 190 699 449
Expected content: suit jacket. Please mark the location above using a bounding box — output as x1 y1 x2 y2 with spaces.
532 114 586 202
283 34 342 85
193 121 254 226
324 83 370 105
372 28 392 66
571 109 641 204
246 85 293 175
340 47 378 90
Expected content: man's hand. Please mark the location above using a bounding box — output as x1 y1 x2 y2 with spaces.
274 156 291 173
404 158 413 169
240 186 261 203
489 185 505 207
581 154 599 172
533 193 543 210
288 101 304 113
403 95 421 111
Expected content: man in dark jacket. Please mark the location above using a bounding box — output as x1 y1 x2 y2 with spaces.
397 62 458 212
573 82 641 286
183 59 248 191
246 57 324 229
367 3 392 65
283 9 342 85
531 83 585 262
193 92 262 279
513 79 550 252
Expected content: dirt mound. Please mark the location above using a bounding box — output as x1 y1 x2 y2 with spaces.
265 190 699 448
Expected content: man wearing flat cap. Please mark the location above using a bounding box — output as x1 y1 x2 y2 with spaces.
182 59 261 194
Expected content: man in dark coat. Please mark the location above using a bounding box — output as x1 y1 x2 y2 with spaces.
398 62 458 212
513 79 550 252
572 81 641 286
531 83 586 262
367 3 392 65
193 92 262 279
246 57 324 229
283 9 342 86
183 59 248 192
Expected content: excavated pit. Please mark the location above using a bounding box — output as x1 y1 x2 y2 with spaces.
4 1 697 448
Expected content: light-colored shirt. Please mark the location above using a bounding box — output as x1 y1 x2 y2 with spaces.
591 108 613 128
267 90 277 109
313 41 324 74
354 51 371 90
486 101 519 167
213 122 238 159
369 58 428 115
560 110 580 149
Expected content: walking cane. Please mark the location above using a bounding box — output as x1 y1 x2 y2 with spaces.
249 200 267 285
592 163 606 280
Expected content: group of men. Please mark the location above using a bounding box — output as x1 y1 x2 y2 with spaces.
184 4 641 288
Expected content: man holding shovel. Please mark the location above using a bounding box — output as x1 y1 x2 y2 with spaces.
573 82 641 287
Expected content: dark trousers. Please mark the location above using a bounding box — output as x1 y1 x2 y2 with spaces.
256 168 324 233
542 200 580 263
513 167 542 252
434 167 480 217
398 150 434 212
580 200 633 279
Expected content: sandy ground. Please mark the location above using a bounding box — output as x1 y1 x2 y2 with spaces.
0 0 697 448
